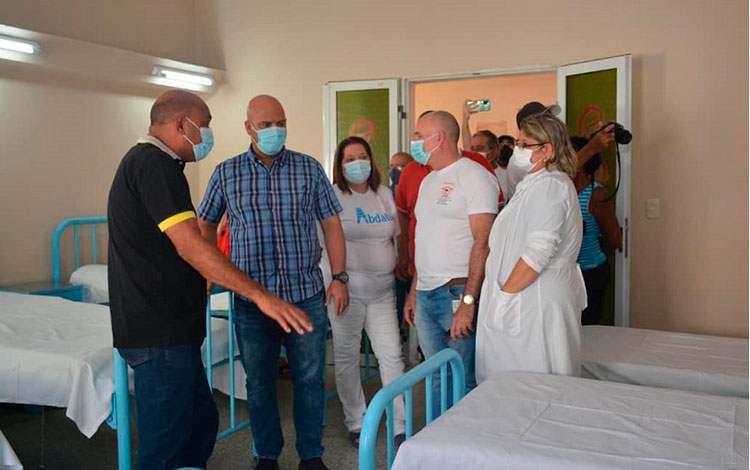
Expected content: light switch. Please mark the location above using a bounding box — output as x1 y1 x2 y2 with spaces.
646 198 660 219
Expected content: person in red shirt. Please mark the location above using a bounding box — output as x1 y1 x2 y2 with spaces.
217 214 231 258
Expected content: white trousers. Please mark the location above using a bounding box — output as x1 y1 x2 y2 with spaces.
328 292 406 434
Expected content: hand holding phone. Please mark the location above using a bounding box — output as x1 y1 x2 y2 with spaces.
467 99 491 113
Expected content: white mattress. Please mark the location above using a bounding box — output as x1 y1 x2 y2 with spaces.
0 292 240 438
393 372 748 470
582 325 748 397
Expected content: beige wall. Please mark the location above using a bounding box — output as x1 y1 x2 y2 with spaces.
196 0 748 337
411 73 557 139
0 78 146 283
0 0 746 337
0 2 202 284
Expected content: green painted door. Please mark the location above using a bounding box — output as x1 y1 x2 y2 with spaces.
565 69 618 326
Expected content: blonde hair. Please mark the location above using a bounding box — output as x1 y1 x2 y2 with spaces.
520 113 578 179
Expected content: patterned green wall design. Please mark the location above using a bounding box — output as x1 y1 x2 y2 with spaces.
336 89 390 182
566 69 618 326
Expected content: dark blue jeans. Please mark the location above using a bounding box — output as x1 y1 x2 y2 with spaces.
234 290 328 460
119 343 219 470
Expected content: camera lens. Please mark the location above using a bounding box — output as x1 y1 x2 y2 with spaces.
613 123 632 145
616 128 632 145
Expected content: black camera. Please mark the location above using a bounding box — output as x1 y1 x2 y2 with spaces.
595 121 632 145
590 121 631 203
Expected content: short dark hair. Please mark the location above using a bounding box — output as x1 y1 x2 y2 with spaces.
474 129 498 150
498 134 515 145
516 101 548 128
570 135 601 184
333 136 381 194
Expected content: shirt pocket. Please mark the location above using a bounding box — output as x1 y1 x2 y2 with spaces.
282 179 310 218
483 289 521 336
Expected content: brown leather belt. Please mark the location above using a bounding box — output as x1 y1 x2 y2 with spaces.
444 277 468 287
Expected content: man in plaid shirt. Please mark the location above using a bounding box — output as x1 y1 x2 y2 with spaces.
198 95 347 470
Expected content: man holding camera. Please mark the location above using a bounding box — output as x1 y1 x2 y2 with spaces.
504 101 616 199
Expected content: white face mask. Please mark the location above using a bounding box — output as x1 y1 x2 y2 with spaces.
506 146 536 193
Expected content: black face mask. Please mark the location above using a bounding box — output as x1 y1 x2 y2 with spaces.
498 145 514 167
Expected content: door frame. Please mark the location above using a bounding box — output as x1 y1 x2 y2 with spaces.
322 78 401 179
557 54 632 327
323 58 632 327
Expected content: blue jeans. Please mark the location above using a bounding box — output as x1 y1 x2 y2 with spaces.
119 343 219 470
234 290 328 460
415 284 477 418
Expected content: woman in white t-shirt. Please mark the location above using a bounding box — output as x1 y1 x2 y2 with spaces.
327 136 406 448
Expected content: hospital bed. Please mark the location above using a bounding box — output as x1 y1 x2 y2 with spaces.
0 290 245 470
0 217 247 469
358 349 749 470
0 291 238 437
582 325 748 397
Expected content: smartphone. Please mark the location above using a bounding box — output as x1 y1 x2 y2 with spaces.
468 99 491 113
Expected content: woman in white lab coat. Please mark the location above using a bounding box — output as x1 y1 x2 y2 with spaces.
476 113 586 382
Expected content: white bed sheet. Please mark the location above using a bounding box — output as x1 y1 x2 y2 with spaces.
0 292 240 437
0 430 22 470
582 325 748 397
393 372 748 470
0 292 113 438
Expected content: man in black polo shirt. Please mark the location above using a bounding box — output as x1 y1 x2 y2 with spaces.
108 90 313 470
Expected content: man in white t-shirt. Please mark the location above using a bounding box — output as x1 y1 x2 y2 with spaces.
404 111 499 415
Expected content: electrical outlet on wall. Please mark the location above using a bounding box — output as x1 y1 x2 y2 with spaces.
646 198 660 219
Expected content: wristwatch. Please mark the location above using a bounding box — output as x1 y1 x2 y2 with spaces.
332 272 349 285
461 293 475 306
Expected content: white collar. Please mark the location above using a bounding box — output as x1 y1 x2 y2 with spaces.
137 135 182 162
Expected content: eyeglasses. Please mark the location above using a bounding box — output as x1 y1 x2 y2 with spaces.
516 141 548 150
389 164 406 171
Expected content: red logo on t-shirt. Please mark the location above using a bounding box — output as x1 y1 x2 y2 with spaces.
437 182 454 205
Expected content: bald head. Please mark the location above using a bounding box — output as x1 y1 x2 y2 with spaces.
421 111 460 145
246 94 285 119
150 90 208 126
147 90 212 162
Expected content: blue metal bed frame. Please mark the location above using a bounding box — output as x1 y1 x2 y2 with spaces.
52 217 380 469
51 216 108 286
358 348 466 470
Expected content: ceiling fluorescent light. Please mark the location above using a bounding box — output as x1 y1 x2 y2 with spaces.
152 66 213 88
0 35 39 54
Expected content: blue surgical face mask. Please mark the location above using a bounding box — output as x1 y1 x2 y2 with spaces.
183 117 214 162
410 133 437 165
389 167 402 185
252 125 287 155
343 159 371 184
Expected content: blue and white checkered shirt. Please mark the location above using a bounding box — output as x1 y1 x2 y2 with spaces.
198 146 342 303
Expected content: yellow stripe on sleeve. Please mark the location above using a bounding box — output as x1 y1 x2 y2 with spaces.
158 211 196 232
